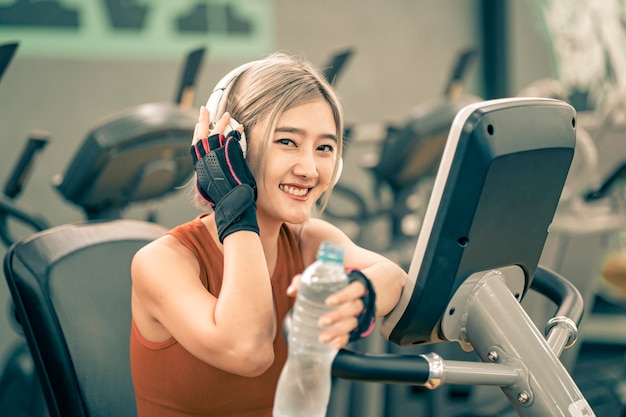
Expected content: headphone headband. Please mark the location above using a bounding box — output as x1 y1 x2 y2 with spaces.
205 61 261 158
206 61 259 125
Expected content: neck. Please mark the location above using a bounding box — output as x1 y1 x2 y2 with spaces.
257 216 282 256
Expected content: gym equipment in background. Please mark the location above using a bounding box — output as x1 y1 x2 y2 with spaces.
0 44 206 417
4 219 167 417
321 47 480 263
0 41 51 417
321 47 355 87
330 98 604 417
0 42 17 83
52 47 205 221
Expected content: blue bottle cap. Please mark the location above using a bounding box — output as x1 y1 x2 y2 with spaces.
317 241 345 264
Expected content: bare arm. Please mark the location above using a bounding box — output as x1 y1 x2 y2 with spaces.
289 218 407 348
131 229 275 377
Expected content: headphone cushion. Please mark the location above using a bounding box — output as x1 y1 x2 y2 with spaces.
333 157 343 186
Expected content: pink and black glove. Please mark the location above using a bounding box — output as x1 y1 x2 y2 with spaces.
190 130 258 243
347 268 377 342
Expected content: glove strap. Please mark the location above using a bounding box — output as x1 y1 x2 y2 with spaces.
214 184 259 243
346 268 377 342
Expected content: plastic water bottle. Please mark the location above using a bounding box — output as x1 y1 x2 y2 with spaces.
273 241 349 417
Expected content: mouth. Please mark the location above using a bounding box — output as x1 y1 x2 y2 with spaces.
279 184 312 198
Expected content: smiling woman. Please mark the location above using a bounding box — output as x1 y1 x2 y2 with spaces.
129 51 407 417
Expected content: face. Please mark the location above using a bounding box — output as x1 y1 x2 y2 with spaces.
247 98 338 225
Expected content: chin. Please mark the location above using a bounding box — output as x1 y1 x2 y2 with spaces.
279 205 314 224
282 212 311 225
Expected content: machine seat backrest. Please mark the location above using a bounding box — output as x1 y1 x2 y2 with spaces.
3 219 167 417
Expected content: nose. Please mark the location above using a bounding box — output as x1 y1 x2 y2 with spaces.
292 149 318 180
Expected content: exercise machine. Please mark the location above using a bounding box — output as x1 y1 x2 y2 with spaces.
330 97 600 416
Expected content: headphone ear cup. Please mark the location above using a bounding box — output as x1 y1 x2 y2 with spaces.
333 157 343 186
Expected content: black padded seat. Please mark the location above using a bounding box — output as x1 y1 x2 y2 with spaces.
3 219 167 417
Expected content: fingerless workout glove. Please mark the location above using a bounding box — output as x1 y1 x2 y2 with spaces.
347 268 377 342
190 131 259 242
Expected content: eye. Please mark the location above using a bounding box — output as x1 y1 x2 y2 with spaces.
317 143 334 153
276 138 296 147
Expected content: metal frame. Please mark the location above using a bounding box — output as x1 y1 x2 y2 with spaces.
332 266 595 417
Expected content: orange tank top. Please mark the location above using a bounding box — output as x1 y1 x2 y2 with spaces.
130 216 303 417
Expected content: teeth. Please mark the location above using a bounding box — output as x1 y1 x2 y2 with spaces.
280 184 309 197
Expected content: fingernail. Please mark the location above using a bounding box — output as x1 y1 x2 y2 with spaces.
319 317 331 327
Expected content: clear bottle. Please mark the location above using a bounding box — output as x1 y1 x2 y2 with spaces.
273 241 349 417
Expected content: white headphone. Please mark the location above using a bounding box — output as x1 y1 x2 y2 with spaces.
205 61 343 186
205 61 257 158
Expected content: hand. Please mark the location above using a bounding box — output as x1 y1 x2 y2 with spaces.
190 107 258 242
344 269 377 342
286 269 377 349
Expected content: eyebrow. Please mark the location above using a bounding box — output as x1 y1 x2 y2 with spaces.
275 126 338 142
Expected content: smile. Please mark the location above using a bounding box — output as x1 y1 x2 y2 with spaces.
279 184 311 197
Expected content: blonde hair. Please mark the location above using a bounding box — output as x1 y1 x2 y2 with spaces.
191 51 344 212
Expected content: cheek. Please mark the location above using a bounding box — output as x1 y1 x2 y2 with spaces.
321 158 338 183
246 155 260 177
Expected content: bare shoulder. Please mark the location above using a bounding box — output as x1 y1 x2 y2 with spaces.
132 234 200 289
294 218 394 269
288 218 352 266
296 217 347 241
134 233 193 260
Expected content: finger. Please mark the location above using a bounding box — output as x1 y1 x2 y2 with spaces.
325 281 367 307
287 274 302 296
324 333 350 350
226 117 244 135
192 122 202 146
319 299 363 328
319 316 358 346
194 106 211 144
190 128 207 160
208 134 221 150
212 112 233 138
189 145 199 164
330 335 350 350
194 140 207 158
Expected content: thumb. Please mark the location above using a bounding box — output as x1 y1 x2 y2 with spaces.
286 274 302 296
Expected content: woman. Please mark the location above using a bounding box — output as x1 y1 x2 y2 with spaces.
130 52 407 417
